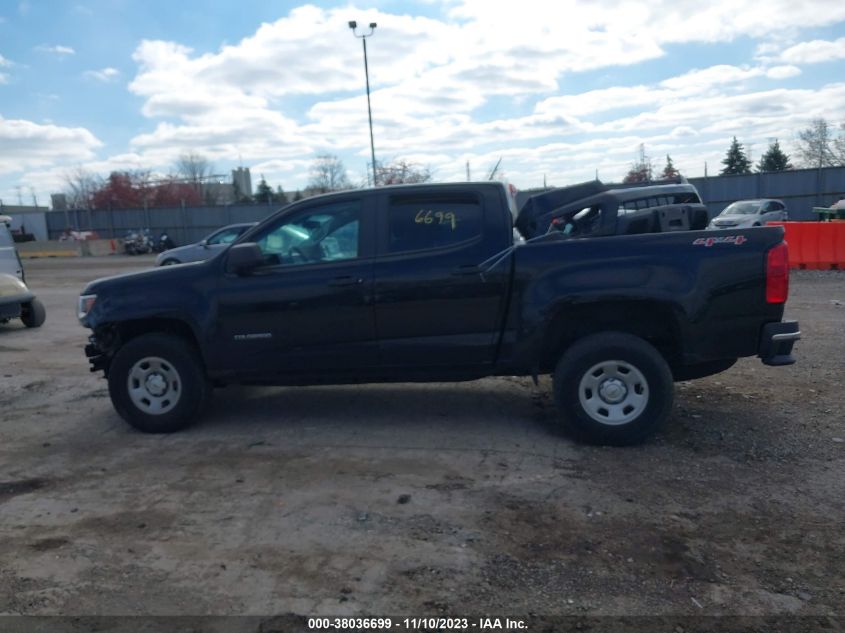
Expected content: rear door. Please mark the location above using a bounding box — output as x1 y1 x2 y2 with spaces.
372 186 511 368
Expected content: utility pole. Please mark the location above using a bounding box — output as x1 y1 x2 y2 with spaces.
349 20 378 188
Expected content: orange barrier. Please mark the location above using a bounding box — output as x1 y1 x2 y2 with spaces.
767 222 845 270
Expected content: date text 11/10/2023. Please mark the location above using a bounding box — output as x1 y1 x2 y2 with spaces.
307 616 528 630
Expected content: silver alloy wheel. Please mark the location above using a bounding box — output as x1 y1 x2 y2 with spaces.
127 356 181 415
578 359 649 426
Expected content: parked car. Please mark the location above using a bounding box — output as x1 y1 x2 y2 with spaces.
79 181 798 446
0 216 45 328
708 199 788 229
155 223 257 266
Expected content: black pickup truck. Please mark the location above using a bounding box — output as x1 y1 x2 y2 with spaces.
78 181 799 445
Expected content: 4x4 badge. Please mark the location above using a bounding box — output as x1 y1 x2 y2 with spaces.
693 235 748 247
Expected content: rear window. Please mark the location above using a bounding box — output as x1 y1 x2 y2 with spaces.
620 191 700 212
388 194 482 253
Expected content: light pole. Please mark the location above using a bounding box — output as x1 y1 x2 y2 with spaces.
348 20 378 187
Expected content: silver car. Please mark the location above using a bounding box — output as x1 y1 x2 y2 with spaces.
155 222 257 266
708 199 788 229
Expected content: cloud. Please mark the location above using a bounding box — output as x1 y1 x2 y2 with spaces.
0 73 8 85
84 67 120 82
8 0 845 198
0 116 102 173
766 65 801 79
0 53 12 66
780 37 845 64
35 44 76 56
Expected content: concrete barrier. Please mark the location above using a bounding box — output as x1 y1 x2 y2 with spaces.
80 239 123 256
17 239 126 258
17 240 82 258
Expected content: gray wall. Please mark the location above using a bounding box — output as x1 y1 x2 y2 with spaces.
43 166 845 242
516 166 845 222
45 202 285 245
4 211 49 241
689 166 845 221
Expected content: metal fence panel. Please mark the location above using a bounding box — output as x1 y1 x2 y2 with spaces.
42 168 845 240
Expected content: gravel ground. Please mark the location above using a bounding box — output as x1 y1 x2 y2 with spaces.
0 257 843 621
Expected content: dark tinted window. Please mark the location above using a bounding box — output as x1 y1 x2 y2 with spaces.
388 194 482 253
621 191 701 211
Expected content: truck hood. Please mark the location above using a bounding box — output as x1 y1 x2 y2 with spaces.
82 259 206 296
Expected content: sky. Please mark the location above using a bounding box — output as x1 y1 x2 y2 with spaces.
1 0 845 207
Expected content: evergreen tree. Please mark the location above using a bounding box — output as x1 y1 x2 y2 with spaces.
255 177 274 203
661 155 680 179
720 137 752 175
275 185 286 204
293 190 303 201
757 139 792 172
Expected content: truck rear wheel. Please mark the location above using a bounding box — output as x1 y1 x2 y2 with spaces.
107 333 210 433
553 332 673 446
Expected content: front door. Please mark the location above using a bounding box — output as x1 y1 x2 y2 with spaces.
213 195 377 378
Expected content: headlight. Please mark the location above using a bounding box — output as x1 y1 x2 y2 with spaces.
78 294 97 321
0 274 28 297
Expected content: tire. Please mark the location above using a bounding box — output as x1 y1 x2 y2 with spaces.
107 333 210 433
553 331 673 446
160 258 180 266
21 298 46 328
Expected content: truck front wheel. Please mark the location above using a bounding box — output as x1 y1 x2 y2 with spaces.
107 333 210 433
553 332 673 446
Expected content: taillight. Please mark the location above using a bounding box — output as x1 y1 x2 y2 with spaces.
766 242 789 304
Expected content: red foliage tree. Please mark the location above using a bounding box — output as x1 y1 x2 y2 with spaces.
91 171 202 208
92 172 144 209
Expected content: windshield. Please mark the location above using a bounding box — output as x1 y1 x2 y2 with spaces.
720 201 761 216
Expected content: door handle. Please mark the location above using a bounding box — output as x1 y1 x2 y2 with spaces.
451 265 482 276
328 276 364 287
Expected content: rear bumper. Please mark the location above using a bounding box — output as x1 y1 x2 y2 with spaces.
758 320 800 366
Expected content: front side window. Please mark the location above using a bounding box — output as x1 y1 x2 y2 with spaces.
207 227 243 245
388 194 482 253
253 200 361 267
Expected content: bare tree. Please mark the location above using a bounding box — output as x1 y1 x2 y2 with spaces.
376 159 433 185
174 152 213 184
306 154 351 194
63 166 102 209
834 121 845 166
795 118 838 169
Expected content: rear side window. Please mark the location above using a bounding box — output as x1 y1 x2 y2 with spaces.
388 194 482 253
620 191 701 211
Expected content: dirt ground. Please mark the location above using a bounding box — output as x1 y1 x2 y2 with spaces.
0 256 843 620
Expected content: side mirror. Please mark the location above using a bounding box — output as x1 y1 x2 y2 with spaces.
226 242 263 275
200 239 209 248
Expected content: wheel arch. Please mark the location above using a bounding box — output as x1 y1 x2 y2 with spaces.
540 299 684 373
94 317 206 375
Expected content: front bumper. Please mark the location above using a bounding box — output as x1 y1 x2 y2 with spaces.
85 332 113 374
758 320 800 366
